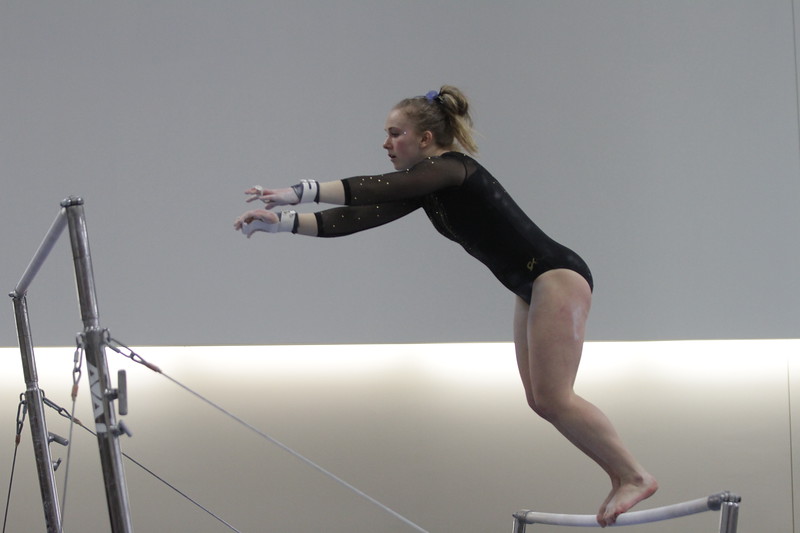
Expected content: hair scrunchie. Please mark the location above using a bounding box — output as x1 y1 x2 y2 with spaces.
425 90 441 103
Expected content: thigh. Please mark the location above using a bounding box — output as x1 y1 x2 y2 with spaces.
513 296 534 396
525 269 592 394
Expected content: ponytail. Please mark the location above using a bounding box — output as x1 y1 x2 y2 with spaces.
394 85 478 156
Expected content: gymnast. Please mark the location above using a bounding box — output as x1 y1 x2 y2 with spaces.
233 85 658 526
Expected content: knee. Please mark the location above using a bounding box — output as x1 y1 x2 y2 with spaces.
525 391 571 422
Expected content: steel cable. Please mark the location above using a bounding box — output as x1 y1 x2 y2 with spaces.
106 339 430 533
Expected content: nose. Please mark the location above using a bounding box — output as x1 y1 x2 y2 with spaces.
383 135 392 150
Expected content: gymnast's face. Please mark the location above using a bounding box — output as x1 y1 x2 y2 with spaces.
383 108 427 171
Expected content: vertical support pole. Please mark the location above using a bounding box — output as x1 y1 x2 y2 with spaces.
511 516 527 533
63 197 134 533
10 295 62 533
511 511 530 533
718 497 740 533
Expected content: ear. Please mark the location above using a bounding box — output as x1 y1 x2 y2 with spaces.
419 130 435 148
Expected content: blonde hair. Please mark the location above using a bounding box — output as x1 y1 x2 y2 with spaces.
394 85 478 156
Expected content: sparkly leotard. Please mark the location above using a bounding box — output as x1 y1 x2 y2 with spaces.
313 152 592 303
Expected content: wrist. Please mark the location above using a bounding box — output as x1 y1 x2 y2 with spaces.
278 210 300 233
290 179 319 203
241 210 299 236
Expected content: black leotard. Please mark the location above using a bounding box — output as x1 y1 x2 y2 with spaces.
313 152 592 303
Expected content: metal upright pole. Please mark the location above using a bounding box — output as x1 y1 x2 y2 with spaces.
718 493 740 533
10 294 63 533
510 515 526 533
63 197 134 533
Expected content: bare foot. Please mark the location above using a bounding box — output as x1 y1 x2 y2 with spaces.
598 475 658 527
596 485 617 525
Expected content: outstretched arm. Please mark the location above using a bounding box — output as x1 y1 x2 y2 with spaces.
245 155 467 208
235 155 465 237
244 180 346 208
234 200 421 238
233 209 319 237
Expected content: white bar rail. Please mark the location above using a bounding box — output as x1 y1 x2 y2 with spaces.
512 491 740 532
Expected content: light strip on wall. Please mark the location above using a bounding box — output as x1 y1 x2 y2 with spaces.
2 340 797 391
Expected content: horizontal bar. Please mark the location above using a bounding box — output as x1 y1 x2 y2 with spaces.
10 207 68 298
515 492 726 527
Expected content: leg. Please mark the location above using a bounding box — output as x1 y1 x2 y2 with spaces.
513 269 657 526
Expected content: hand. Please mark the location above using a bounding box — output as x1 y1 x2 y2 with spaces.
244 186 300 209
233 208 279 237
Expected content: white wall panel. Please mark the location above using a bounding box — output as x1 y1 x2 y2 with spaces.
1 340 796 532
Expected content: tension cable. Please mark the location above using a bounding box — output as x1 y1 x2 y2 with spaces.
105 338 430 533
43 395 242 533
2 396 27 533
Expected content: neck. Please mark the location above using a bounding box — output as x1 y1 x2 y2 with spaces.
426 145 453 158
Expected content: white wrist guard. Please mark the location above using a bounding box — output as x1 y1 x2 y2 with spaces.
241 210 298 236
290 179 320 203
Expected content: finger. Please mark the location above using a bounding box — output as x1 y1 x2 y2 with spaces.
244 186 264 201
234 212 254 227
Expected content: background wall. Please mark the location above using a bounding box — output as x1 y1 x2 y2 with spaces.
2 3 798 531
2 1 799 347
1 340 797 532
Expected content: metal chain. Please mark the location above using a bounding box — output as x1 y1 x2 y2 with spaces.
41 396 73 422
58 334 85 532
71 335 84 400
14 395 27 446
105 337 161 373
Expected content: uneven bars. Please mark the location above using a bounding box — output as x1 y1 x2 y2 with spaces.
514 491 732 527
10 206 68 298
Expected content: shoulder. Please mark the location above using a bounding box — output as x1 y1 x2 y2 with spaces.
440 151 489 182
404 153 471 187
440 151 468 163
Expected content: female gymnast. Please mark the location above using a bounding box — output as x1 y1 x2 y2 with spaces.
233 85 658 526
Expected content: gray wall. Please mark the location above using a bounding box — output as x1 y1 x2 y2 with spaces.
2 1 799 347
